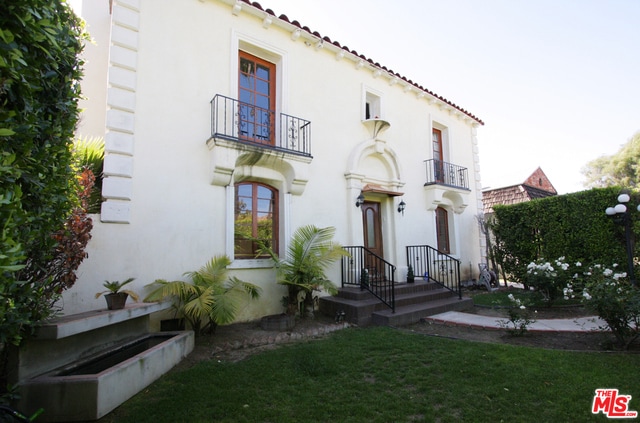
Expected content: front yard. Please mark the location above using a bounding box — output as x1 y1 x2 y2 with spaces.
98 324 640 422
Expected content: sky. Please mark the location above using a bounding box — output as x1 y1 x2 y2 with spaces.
262 0 640 194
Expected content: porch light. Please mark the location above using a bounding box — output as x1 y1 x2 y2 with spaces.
397 199 406 215
355 192 365 208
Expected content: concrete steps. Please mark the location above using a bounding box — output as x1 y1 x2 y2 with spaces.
319 280 473 327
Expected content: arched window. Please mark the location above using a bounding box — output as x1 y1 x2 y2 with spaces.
234 182 278 258
435 207 450 254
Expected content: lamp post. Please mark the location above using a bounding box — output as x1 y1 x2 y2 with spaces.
605 192 639 286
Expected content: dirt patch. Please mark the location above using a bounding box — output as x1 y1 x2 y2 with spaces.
173 314 350 368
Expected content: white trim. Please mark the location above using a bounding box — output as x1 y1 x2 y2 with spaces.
101 0 140 224
225 184 235 259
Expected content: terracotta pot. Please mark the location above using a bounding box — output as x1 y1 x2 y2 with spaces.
105 292 128 310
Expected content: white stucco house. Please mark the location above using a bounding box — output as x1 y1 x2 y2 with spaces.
65 0 486 323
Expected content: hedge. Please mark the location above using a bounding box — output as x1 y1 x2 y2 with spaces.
491 187 636 283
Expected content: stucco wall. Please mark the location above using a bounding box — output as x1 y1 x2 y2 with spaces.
62 0 484 321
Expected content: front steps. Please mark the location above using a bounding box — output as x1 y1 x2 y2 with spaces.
319 280 473 327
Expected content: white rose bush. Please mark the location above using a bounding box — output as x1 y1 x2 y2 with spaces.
574 264 639 349
526 257 639 349
526 257 574 305
497 293 536 336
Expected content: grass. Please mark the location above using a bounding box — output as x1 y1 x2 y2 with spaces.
472 289 582 308
100 327 640 423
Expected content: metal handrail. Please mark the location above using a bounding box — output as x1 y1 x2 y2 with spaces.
424 159 469 190
406 245 461 299
341 246 395 313
210 94 311 157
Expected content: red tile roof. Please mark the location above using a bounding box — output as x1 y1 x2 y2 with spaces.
239 0 484 125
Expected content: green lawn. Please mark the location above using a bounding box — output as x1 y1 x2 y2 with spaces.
471 289 582 308
99 327 640 423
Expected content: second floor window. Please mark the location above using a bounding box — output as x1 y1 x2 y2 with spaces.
234 182 278 258
432 128 444 183
238 51 276 145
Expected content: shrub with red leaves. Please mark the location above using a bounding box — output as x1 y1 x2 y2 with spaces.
49 168 95 292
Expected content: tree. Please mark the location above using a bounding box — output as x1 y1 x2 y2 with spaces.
582 131 640 189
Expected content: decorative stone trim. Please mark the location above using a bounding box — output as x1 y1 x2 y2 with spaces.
101 0 140 223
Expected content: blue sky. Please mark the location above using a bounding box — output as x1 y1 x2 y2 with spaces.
264 0 640 194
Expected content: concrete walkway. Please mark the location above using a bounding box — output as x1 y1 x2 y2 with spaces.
424 311 608 332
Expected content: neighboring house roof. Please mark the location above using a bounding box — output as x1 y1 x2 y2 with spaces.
235 0 484 125
482 167 557 214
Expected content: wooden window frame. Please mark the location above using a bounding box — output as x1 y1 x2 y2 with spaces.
238 51 276 145
234 182 279 259
432 128 444 183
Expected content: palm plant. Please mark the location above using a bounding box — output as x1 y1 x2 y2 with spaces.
144 255 261 334
265 225 348 317
72 136 104 213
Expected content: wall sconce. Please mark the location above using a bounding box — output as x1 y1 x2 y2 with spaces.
397 199 406 215
355 192 365 208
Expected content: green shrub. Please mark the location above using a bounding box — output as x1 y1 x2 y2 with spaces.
491 187 633 284
0 0 88 397
525 257 576 305
572 264 640 349
497 293 536 336
144 256 262 335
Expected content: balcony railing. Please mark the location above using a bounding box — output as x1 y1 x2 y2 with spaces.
424 159 469 190
210 94 311 157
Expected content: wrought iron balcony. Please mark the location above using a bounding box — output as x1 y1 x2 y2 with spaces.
424 159 469 190
210 94 311 157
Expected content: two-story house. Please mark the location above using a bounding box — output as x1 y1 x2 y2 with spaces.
65 0 486 323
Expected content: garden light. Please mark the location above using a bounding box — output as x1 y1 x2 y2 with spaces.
605 191 637 286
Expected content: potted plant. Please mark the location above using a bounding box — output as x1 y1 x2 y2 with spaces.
95 277 139 310
144 255 261 335
407 264 415 283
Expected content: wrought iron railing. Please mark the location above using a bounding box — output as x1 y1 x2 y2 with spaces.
210 94 311 157
406 245 461 299
342 246 395 312
424 159 469 190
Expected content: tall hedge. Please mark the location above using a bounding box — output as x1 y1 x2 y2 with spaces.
0 0 86 352
491 187 635 283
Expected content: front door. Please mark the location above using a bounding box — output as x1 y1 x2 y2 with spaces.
362 201 384 281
